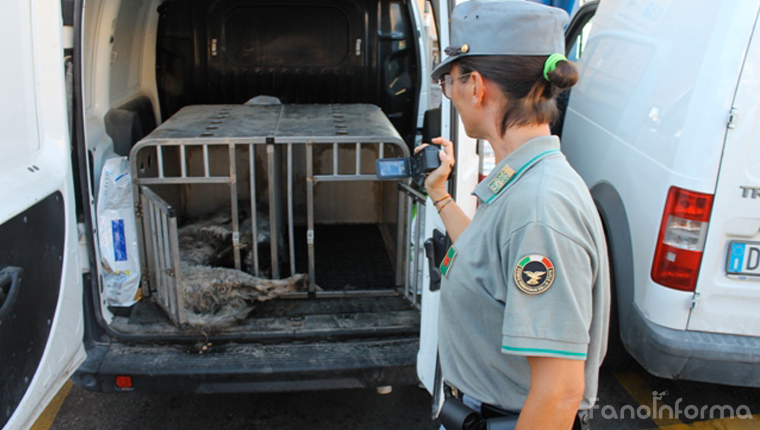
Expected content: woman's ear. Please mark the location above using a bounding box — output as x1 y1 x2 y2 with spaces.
470 71 487 107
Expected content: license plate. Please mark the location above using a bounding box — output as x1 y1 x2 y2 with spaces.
726 241 760 275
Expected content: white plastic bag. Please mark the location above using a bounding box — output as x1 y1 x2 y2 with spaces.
97 157 141 307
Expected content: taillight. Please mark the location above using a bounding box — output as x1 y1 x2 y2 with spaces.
651 186 714 291
115 375 133 389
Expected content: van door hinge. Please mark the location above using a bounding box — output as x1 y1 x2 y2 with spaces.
135 202 143 218
690 292 701 312
727 107 738 129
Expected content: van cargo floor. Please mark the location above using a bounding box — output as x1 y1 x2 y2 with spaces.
293 224 396 290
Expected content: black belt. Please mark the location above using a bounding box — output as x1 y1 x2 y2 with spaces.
443 383 590 430
444 383 519 419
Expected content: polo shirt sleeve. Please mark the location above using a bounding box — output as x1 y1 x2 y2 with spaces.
500 221 593 361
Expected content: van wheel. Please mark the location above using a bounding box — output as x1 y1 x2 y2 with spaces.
602 257 634 371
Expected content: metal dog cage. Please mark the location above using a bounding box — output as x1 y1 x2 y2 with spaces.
129 104 427 326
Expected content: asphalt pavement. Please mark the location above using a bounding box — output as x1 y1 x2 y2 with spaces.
42 362 760 430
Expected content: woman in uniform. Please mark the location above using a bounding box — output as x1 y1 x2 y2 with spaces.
418 1 610 429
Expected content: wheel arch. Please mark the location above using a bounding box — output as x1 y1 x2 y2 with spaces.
591 182 635 345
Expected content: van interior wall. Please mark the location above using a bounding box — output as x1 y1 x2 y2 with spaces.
155 0 420 146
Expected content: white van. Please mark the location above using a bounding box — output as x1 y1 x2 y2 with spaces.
562 0 760 385
1 0 477 428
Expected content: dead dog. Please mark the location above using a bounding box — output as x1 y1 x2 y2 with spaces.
176 204 304 328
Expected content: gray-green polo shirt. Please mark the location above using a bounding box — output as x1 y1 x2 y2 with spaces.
438 135 610 411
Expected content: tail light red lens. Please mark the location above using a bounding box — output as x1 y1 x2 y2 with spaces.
651 187 714 291
115 375 133 389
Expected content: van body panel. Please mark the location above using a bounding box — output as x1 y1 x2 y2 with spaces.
1 0 86 428
563 0 760 385
688 8 760 336
563 0 760 331
563 110 695 329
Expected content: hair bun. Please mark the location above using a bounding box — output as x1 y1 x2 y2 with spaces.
547 59 579 90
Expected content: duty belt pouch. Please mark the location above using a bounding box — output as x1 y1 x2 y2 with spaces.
439 398 518 430
486 416 519 430
440 397 482 430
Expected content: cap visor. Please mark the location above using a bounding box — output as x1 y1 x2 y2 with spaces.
431 55 458 80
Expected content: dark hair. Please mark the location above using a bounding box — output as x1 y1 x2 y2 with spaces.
456 55 579 135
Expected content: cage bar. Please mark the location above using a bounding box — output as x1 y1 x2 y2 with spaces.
229 143 241 270
287 143 295 276
306 141 316 292
249 144 260 277
157 145 165 178
180 145 187 177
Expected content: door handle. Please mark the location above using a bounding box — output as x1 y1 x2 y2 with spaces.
0 267 24 320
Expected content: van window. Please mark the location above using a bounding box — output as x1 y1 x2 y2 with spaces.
568 17 594 61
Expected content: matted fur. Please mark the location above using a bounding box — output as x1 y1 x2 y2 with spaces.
175 206 306 329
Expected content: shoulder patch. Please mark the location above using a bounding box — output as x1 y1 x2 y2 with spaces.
487 164 516 195
514 254 555 295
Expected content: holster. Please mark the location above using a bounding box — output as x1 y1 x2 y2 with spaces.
440 397 591 430
440 397 518 430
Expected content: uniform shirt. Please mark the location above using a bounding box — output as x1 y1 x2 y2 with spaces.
438 135 610 412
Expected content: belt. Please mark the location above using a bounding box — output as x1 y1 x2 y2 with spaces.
444 383 519 419
443 383 591 429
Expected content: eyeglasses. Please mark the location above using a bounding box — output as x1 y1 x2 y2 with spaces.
438 73 472 99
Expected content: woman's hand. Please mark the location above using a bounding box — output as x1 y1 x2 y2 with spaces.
417 136 471 241
415 136 455 200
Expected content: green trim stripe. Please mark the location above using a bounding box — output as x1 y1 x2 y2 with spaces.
486 149 560 204
502 345 587 357
519 256 531 266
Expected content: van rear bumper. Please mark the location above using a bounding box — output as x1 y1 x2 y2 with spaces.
72 337 419 393
626 306 760 387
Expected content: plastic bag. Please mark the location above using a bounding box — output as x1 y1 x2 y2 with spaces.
97 157 141 307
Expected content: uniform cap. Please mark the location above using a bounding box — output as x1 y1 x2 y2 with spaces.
431 0 569 80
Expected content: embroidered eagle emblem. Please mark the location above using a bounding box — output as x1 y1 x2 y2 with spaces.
524 271 546 285
514 255 555 295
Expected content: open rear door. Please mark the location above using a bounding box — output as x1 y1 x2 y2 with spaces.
0 1 86 429
415 0 481 418
415 0 451 417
